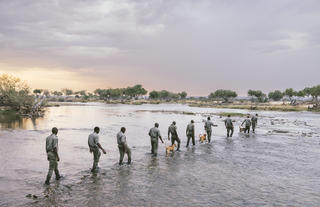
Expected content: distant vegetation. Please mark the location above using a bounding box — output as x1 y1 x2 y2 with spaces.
208 89 237 103
0 74 44 116
94 84 147 100
248 90 267 102
2 73 320 114
149 90 187 100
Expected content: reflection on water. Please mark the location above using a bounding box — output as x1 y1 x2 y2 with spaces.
0 112 44 130
0 103 320 207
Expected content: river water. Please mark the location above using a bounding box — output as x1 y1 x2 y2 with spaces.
0 103 320 207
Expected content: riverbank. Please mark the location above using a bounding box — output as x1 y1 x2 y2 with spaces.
45 99 318 112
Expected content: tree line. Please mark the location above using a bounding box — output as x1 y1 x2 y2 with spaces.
2 73 320 116
33 85 188 101
207 86 320 106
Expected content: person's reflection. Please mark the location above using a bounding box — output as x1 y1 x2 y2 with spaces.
86 174 104 206
225 137 235 150
204 143 213 154
114 166 132 199
147 156 159 171
43 184 61 206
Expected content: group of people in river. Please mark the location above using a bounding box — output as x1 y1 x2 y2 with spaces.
44 113 258 185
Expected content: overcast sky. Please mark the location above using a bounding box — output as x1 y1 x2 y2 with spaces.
0 0 319 95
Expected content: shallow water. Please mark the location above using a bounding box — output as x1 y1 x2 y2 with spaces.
0 103 320 207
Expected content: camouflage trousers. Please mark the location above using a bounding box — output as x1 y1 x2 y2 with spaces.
46 152 60 182
118 143 131 164
91 147 101 171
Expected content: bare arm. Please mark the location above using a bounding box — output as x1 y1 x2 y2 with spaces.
97 143 106 154
159 136 164 143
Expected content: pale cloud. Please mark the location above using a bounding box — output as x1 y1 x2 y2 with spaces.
0 0 319 95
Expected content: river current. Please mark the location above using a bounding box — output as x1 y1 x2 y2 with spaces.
0 103 319 207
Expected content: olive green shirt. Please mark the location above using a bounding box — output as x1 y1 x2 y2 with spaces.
204 120 214 131
243 118 251 127
168 124 178 138
149 127 161 140
225 118 233 128
88 132 99 149
186 123 195 136
251 116 258 124
46 134 58 153
117 131 126 145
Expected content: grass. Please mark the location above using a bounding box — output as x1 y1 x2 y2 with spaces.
189 103 307 112
136 110 196 115
216 112 247 117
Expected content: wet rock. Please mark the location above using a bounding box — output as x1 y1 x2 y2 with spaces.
273 130 289 133
26 194 38 199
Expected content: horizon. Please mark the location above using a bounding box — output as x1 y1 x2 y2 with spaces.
1 0 319 96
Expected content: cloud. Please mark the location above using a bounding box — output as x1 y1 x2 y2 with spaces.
0 0 319 95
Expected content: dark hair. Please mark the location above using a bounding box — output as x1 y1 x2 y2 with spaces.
173 121 176 125
191 120 194 123
228 115 231 117
94 127 100 133
207 117 211 120
121 127 126 132
155 123 159 127
256 114 258 116
52 127 58 134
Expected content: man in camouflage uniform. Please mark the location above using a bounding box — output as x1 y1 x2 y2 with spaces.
45 127 61 185
224 115 234 137
148 123 164 156
251 114 258 133
168 121 181 151
241 115 252 134
117 127 131 165
186 120 195 147
88 127 106 172
204 117 216 142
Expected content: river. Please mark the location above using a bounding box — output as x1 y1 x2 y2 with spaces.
0 103 320 207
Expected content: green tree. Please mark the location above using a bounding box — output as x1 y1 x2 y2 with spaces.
208 89 237 102
303 87 312 97
284 88 296 100
52 91 63 96
284 88 298 104
149 91 159 99
310 85 320 106
178 91 188 99
159 90 170 99
124 85 141 98
0 74 40 115
296 90 306 98
62 88 73 96
248 90 267 102
268 90 283 101
75 90 87 96
33 89 43 95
